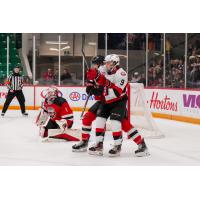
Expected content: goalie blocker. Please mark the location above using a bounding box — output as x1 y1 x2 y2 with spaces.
35 87 81 142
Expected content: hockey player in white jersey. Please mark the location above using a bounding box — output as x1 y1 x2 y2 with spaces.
87 54 149 157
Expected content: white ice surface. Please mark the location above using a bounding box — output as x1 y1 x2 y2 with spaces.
0 110 200 166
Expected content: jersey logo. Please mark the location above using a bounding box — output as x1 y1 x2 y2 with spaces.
121 71 126 76
0 92 7 99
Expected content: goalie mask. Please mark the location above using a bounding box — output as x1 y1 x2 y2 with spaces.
104 54 120 73
45 87 58 104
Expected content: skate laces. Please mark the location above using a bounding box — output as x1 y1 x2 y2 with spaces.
91 141 102 149
111 144 121 151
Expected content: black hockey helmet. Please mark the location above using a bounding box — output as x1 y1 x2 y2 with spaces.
91 55 105 66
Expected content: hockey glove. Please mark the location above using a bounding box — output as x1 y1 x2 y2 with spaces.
96 74 115 88
85 81 95 94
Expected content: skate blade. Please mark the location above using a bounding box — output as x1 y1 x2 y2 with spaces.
72 148 87 152
108 152 120 157
40 137 60 142
40 137 49 142
135 150 150 157
88 150 103 156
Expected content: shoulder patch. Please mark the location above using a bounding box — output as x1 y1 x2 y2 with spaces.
121 71 126 76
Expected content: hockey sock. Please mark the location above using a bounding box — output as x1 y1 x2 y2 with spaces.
122 118 143 145
95 128 105 143
82 111 96 141
111 120 122 145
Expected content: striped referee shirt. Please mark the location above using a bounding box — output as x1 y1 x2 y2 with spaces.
6 73 24 91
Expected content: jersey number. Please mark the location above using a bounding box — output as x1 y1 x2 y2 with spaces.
120 79 125 86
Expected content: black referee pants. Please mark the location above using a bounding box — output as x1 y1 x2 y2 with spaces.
2 90 26 114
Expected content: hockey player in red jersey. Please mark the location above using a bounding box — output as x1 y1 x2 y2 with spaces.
72 55 105 151
72 55 149 157
87 54 149 157
36 87 75 141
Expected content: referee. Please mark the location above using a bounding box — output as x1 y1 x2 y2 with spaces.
1 66 28 117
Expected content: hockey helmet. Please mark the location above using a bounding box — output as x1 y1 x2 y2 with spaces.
91 55 105 66
104 54 120 72
45 86 58 104
104 54 120 66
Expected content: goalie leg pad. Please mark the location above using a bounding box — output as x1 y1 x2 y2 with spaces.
35 109 50 127
48 129 81 141
39 127 48 137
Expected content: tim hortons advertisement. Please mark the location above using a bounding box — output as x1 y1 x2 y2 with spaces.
144 89 200 119
145 90 179 114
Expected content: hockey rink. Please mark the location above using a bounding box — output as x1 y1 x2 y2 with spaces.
0 110 200 166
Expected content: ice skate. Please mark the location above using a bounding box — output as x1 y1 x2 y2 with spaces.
88 142 103 156
72 140 88 152
135 139 150 157
108 144 122 157
22 112 28 117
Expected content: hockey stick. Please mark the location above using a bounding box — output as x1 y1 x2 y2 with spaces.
81 48 90 70
80 46 92 120
80 49 100 120
80 93 90 120
81 34 90 70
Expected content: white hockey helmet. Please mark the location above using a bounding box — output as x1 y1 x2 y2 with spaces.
45 86 58 104
104 54 120 67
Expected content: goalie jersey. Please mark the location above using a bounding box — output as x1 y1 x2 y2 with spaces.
43 96 74 128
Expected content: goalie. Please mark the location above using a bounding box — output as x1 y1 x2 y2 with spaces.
35 87 78 142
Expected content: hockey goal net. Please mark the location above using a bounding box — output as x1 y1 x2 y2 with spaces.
127 83 164 139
